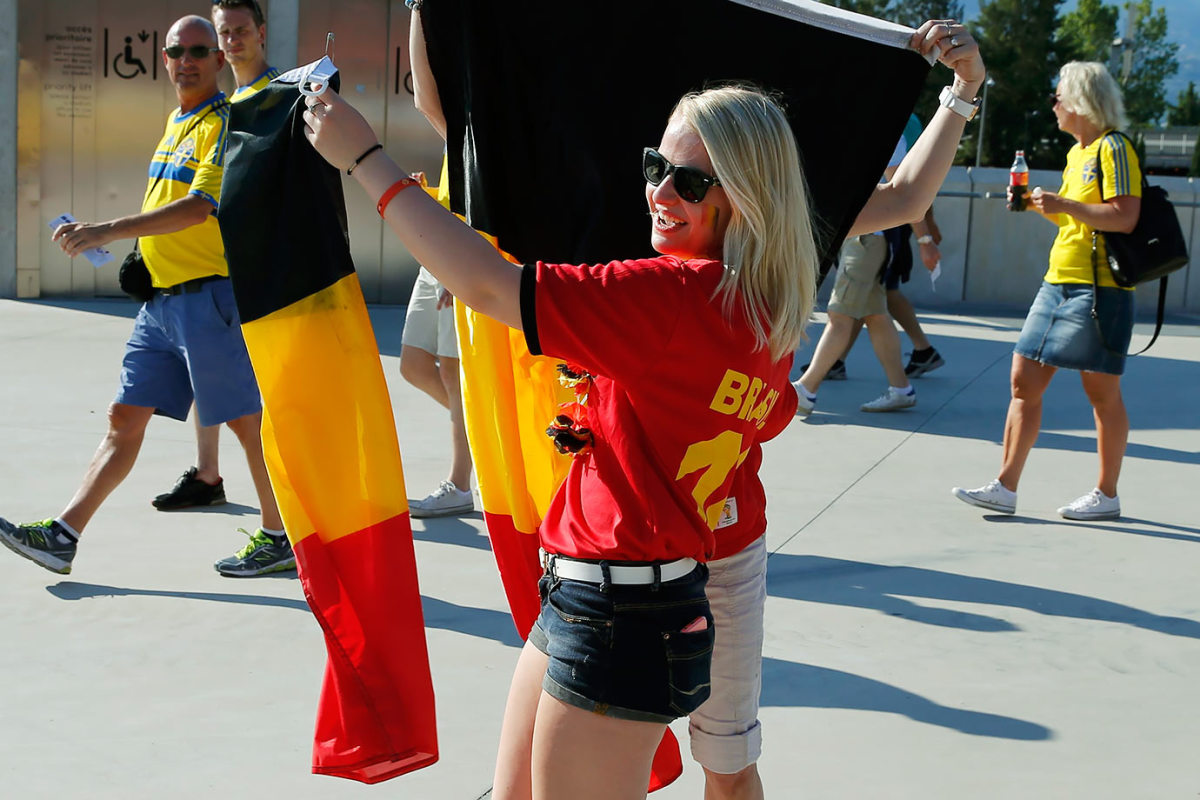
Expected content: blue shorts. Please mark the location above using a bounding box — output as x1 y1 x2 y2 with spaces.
1014 281 1134 375
116 278 261 426
529 563 714 724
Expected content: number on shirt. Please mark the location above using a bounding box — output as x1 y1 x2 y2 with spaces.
676 430 749 529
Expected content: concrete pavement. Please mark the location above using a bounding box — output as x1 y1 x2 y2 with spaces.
1 296 1197 799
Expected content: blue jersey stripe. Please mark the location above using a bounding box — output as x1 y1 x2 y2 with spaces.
148 160 197 185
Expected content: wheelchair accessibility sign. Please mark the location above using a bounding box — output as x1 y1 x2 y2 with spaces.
103 28 158 81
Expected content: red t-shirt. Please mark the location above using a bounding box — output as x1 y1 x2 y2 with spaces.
522 256 795 563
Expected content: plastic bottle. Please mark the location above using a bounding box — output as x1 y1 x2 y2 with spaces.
1008 150 1029 211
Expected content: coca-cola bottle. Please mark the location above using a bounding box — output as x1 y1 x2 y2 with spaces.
1008 150 1029 211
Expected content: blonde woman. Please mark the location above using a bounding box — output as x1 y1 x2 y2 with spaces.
954 61 1140 521
301 18 981 799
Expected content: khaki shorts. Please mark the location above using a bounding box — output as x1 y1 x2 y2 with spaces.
688 535 766 774
401 266 458 358
828 234 888 319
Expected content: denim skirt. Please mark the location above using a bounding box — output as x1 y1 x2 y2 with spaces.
528 563 714 724
1013 281 1134 375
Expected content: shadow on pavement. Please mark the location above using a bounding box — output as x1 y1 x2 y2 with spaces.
44 581 522 647
765 553 1200 639
760 657 1052 740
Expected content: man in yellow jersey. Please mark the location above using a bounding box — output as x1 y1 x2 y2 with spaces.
0 15 291 578
152 0 281 514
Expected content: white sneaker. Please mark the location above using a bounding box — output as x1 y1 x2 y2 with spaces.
860 387 916 412
409 480 474 518
1057 489 1120 521
792 381 815 417
951 479 1017 514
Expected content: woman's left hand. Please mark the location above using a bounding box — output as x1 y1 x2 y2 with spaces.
302 87 382 172
911 20 985 97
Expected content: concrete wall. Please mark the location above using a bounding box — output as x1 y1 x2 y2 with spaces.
903 166 1199 315
0 0 15 299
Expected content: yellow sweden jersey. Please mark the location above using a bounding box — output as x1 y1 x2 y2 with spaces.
140 93 231 288
231 66 280 103
1045 131 1141 288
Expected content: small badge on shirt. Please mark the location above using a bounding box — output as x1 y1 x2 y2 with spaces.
716 497 738 529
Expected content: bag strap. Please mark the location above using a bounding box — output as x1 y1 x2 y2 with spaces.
1090 231 1165 357
135 101 224 253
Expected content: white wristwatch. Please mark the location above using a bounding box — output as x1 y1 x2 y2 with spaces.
938 86 981 121
916 235 935 245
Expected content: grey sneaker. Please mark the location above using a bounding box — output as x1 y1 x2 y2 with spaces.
1057 489 1120 521
0 517 78 574
861 387 916 412
409 480 474 518
214 528 296 577
951 480 1017 514
792 382 815 417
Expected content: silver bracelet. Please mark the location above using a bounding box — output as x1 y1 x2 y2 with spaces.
405 0 423 10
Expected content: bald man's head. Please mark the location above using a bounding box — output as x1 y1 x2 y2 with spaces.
162 15 225 110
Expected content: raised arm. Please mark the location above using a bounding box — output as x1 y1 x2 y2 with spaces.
303 88 522 329
408 8 446 141
848 20 985 237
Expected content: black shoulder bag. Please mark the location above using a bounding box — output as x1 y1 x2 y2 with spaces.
1090 130 1190 355
119 105 222 302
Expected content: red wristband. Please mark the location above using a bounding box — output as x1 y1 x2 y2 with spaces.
376 174 423 218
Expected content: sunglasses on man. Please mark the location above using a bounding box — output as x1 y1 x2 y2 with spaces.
163 44 220 59
642 148 722 204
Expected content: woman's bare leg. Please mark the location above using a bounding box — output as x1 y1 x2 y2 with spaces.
1079 371 1127 498
531 694 666 800
492 641 549 800
996 355 1057 492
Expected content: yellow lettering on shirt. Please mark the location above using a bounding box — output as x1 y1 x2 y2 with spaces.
746 388 779 429
710 369 750 415
737 378 764 420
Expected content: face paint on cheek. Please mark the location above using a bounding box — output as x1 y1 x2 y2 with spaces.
704 206 720 230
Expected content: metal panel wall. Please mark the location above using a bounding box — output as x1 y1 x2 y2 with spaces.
13 1 441 301
298 0 441 304
18 0 214 297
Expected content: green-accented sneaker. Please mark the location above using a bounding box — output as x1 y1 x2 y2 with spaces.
214 527 296 577
0 517 78 574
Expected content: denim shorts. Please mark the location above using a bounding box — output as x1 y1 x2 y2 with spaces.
116 278 262 426
1014 281 1134 375
528 562 714 724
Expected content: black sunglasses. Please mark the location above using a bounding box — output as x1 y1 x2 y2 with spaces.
1049 92 1061 107
642 147 722 204
163 44 220 59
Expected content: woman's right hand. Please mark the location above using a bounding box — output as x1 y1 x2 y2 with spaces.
302 87 383 173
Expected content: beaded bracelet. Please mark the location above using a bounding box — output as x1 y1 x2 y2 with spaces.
376 175 422 218
347 143 382 175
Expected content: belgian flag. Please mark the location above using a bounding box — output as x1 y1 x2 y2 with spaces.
421 0 932 791
217 68 437 783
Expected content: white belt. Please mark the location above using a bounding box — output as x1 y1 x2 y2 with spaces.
540 548 697 585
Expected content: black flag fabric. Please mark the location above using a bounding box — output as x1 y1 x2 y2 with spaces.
421 0 934 271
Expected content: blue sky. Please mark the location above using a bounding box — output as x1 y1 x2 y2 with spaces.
959 0 1199 101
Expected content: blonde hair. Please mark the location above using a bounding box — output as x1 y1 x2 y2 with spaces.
1058 61 1128 131
672 86 818 362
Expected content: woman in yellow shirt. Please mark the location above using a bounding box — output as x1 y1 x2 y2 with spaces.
954 61 1141 521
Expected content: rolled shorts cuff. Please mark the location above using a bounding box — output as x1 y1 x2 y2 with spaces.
688 719 762 774
541 670 677 725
